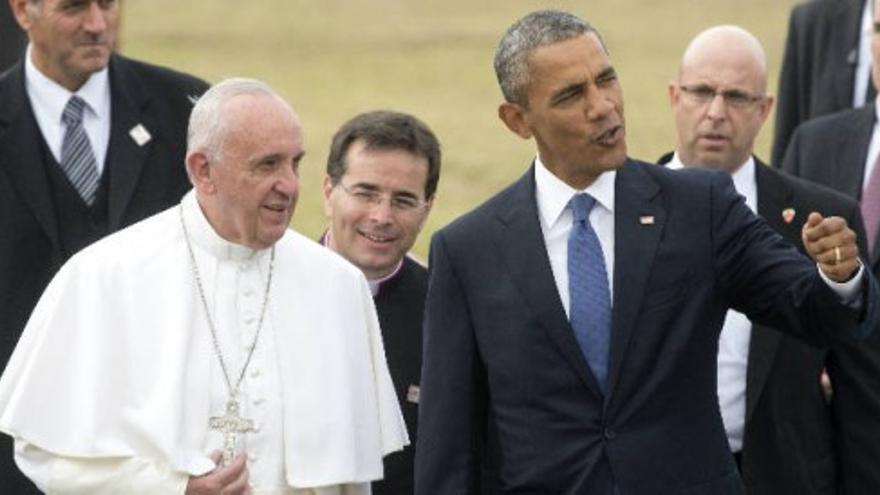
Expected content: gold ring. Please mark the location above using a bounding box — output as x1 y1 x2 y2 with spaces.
834 246 841 264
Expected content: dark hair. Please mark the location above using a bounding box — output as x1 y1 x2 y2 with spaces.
494 10 603 105
326 110 441 199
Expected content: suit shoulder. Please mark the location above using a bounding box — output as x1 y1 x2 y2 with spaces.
765 166 860 212
794 105 866 136
435 171 528 240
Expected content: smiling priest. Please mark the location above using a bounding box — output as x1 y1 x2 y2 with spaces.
0 78 407 495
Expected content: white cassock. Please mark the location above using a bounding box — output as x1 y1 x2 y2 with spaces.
0 191 408 494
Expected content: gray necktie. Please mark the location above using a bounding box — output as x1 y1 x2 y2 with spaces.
60 95 100 205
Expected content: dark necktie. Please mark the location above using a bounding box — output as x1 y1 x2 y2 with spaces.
568 193 612 393
60 95 100 205
863 156 880 257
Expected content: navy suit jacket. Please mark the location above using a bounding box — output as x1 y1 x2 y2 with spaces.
415 159 879 494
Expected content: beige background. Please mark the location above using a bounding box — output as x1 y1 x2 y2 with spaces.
122 0 801 257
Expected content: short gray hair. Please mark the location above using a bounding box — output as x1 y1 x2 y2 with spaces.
187 77 289 160
494 10 601 105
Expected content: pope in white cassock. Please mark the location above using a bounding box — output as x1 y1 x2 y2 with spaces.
0 78 408 494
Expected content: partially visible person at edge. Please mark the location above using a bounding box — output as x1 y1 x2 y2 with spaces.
1 1 209 490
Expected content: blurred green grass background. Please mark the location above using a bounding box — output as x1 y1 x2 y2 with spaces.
121 0 799 257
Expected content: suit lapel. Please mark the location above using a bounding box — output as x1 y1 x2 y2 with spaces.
105 56 154 230
496 166 603 397
606 161 665 399
746 163 792 423
0 63 60 250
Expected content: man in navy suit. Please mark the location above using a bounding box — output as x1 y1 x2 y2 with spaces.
414 10 879 494
0 1 207 491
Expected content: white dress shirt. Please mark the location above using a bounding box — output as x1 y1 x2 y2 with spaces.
534 156 615 318
854 0 873 108
24 44 111 173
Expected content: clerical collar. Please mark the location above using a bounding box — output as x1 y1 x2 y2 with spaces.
182 191 267 262
320 230 403 296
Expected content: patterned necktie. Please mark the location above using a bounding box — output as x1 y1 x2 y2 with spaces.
568 193 612 393
863 157 880 257
60 95 100 205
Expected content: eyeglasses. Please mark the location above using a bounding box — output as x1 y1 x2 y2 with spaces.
679 84 765 109
337 182 428 213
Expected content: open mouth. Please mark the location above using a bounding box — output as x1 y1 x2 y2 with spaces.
263 204 288 214
594 125 623 146
359 230 396 244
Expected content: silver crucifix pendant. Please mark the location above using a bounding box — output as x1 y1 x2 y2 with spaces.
209 398 255 466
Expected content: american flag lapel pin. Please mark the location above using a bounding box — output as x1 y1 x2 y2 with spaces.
639 215 655 225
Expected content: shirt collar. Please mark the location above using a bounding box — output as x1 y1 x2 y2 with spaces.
534 154 616 230
181 190 268 262
24 44 110 124
668 151 757 211
321 229 403 296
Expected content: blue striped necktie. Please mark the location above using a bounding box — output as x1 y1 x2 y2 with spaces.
60 95 100 205
568 193 612 393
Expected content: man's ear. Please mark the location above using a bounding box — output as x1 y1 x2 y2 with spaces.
498 102 533 139
186 151 215 194
321 175 335 218
757 95 775 126
668 81 680 107
9 0 33 31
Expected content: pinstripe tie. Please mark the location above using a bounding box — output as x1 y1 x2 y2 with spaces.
568 193 612 393
60 96 100 205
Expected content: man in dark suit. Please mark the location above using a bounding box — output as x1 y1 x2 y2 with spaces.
415 10 879 494
782 0 880 277
772 0 871 167
662 25 880 494
0 0 208 491
320 110 440 495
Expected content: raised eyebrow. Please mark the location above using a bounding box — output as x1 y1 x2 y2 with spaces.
596 66 617 81
550 83 584 105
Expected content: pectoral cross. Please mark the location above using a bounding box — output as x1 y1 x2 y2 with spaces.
209 399 255 465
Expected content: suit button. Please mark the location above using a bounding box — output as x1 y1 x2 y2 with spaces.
603 428 616 440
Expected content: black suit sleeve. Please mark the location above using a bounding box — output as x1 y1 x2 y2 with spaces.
415 231 488 495
711 171 875 345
